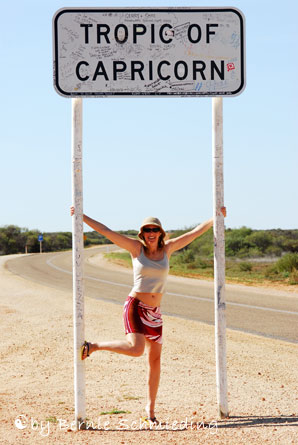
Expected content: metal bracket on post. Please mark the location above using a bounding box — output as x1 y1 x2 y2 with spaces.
71 98 86 430
212 97 228 419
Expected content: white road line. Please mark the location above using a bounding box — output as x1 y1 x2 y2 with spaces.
46 255 298 316
168 291 298 315
46 256 72 275
46 255 130 288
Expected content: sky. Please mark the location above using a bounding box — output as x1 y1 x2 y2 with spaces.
1 0 297 233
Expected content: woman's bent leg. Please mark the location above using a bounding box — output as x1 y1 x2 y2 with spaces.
85 333 145 358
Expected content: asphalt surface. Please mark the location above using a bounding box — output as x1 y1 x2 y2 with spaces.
6 247 298 343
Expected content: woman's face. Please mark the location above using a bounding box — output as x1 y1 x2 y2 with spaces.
142 225 161 247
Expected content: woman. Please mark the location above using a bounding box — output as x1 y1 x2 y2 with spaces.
70 207 226 424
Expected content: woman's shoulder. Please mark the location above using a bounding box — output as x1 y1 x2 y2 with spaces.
130 240 143 259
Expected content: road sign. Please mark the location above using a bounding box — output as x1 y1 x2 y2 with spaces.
53 7 245 97
38 234 43 242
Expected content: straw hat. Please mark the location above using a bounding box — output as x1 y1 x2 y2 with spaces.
138 216 166 240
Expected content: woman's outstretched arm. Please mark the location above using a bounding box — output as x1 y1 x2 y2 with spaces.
71 207 140 256
165 207 226 256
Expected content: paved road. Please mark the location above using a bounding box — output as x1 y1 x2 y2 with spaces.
6 247 298 343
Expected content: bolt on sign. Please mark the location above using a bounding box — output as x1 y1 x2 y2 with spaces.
53 7 245 97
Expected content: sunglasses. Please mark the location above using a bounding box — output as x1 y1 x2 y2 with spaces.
143 227 161 233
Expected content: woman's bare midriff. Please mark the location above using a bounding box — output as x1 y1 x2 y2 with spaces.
130 291 163 307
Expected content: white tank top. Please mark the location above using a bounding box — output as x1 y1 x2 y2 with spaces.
131 247 169 293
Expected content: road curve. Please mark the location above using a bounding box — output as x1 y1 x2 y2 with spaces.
6 247 298 343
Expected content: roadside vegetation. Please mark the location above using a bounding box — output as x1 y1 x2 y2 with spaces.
0 225 116 255
104 226 298 286
1 224 297 286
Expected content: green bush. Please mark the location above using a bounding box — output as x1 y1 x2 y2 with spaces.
225 226 253 257
265 245 283 257
239 262 253 272
196 258 209 269
182 250 195 263
186 262 198 270
275 253 298 273
289 269 298 285
264 265 278 278
246 231 273 253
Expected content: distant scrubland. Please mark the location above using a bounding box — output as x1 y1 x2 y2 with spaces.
1 224 297 285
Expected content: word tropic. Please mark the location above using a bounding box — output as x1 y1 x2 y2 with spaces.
80 22 219 45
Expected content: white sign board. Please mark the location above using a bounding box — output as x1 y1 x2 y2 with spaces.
53 7 245 97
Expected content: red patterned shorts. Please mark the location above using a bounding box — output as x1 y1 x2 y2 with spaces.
123 296 163 344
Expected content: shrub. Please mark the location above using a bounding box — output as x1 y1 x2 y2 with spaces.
265 245 282 257
182 250 195 263
186 258 209 269
225 226 253 257
239 262 253 272
196 258 209 269
264 266 278 278
187 262 198 270
246 231 273 253
275 253 298 273
289 269 298 285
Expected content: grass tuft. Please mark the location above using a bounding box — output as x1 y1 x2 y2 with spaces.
45 416 58 423
100 409 131 415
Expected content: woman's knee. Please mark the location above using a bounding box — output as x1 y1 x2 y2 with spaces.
127 333 145 357
131 345 145 357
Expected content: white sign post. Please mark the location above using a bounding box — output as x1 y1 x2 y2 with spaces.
53 7 245 427
71 98 85 428
212 97 228 418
